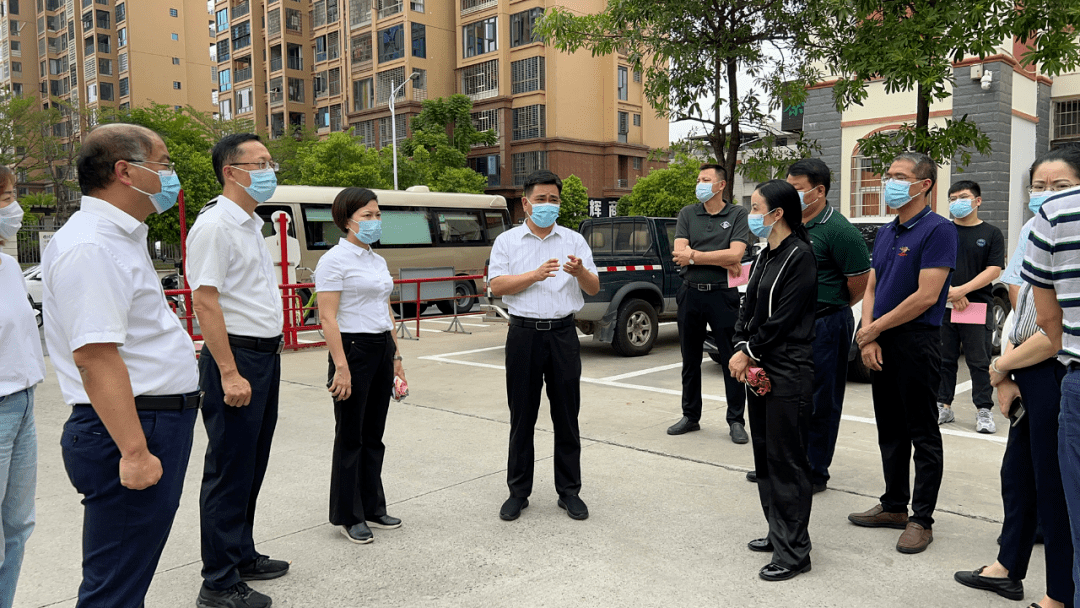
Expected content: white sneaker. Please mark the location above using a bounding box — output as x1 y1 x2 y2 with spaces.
976 409 997 434
937 404 955 425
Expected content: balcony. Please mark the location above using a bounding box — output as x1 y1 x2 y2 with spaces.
377 0 402 19
287 56 302 71
232 1 250 19
270 57 282 72
235 67 252 82
615 179 628 189
461 0 496 16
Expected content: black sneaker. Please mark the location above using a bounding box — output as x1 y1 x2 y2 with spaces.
558 495 589 520
341 522 374 544
196 582 272 608
237 555 289 581
499 496 529 521
365 514 402 530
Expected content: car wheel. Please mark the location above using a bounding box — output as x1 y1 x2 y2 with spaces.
436 281 477 315
612 298 658 357
991 295 1008 355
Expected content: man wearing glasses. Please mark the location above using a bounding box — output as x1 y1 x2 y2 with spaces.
849 152 956 555
187 133 286 608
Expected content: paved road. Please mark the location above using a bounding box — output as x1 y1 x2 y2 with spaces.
17 316 1029 607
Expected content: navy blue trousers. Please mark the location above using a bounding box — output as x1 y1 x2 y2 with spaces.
999 359 1074 605
806 308 854 486
61 405 197 607
198 345 280 591
1059 368 1080 607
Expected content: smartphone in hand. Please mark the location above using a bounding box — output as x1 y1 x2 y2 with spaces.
1010 397 1026 427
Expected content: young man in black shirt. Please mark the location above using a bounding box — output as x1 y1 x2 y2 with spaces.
937 180 1005 433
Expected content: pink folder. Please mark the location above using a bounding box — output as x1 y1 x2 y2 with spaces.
728 263 752 288
950 301 987 324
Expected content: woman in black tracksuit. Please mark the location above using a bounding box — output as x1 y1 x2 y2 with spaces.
730 179 818 582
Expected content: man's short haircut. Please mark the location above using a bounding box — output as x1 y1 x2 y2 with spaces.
76 123 157 195
523 170 563 198
212 133 263 185
786 158 832 196
698 163 727 182
948 180 981 198
331 187 378 232
892 151 938 189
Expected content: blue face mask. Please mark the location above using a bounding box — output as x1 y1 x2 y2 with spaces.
131 164 182 213
695 182 715 204
234 167 278 204
883 179 918 209
529 202 560 228
747 210 776 239
949 199 974 219
350 219 382 244
797 190 808 211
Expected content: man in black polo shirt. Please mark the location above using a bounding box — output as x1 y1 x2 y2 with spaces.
668 163 751 444
849 152 956 555
785 159 871 493
935 180 1004 433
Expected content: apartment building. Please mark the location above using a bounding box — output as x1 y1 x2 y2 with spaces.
212 0 667 219
0 0 40 99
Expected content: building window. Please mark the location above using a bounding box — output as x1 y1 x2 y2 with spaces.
10 61 20 74
8 0 16 14
512 151 547 185
269 76 283 104
377 24 404 63
235 56 252 82
236 87 253 113
460 58 497 100
350 0 371 28
87 82 97 102
170 8 177 17
172 81 181 89
287 43 302 70
216 39 230 62
218 68 231 92
618 66 628 101
376 66 404 106
355 120 376 148
267 8 280 36
117 27 127 47
95 9 109 29
316 36 327 62
97 33 110 53
119 76 128 96
220 99 233 120
377 0 402 19
411 23 425 58
461 0 496 15
115 2 125 22
328 31 339 60
285 8 302 33
378 116 407 147
849 153 891 218
511 56 544 94
119 51 127 72
411 67 425 100
512 105 545 141
351 34 372 65
468 154 500 186
353 77 374 111
172 57 180 65
215 7 228 32
411 0 423 12
316 105 329 128
327 0 339 23
618 111 628 143
314 69 328 98
314 0 326 27
632 157 642 170
288 77 305 102
171 33 178 41
1054 99 1080 143
509 8 542 47
81 11 92 32
98 57 111 75
462 17 496 58
633 69 641 83
330 104 342 131
471 108 499 142
633 113 640 126
232 21 251 51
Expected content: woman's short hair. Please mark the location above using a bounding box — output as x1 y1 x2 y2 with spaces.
331 187 378 232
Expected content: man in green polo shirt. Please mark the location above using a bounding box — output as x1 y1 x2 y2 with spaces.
668 163 751 444
785 158 870 493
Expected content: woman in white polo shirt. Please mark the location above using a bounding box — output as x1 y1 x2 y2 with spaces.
0 165 45 608
315 187 407 545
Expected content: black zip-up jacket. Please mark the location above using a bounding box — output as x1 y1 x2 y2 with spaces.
733 234 818 364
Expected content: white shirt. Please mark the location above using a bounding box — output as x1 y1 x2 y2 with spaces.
314 238 394 334
488 223 597 319
186 196 283 338
0 253 45 397
42 197 199 405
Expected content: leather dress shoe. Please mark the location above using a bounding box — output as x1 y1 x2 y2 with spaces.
366 514 402 530
558 495 589 520
729 422 749 444
812 482 827 494
196 582 271 608
746 471 758 483
953 566 1024 600
341 522 373 544
747 537 773 552
759 560 811 581
500 496 529 521
896 522 933 554
237 555 289 581
847 504 909 529
667 416 701 435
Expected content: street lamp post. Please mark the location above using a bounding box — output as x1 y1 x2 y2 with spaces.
389 72 420 190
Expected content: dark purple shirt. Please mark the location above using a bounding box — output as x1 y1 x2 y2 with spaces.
871 206 957 328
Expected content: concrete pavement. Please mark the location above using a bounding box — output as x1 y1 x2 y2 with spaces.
16 318 1034 607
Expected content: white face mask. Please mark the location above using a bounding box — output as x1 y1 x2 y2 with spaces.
0 202 23 240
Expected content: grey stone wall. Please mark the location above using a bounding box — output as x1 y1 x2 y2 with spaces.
1036 81 1051 156
802 86 844 210
950 61 1014 233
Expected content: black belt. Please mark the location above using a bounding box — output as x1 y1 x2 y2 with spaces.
509 314 575 331
76 391 202 411
228 334 285 354
815 304 847 319
1068 362 1080 372
684 280 728 292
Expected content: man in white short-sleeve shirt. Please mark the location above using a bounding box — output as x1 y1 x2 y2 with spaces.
42 123 201 607
187 133 287 608
488 170 599 522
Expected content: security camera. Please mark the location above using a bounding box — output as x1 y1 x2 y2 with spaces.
981 71 993 90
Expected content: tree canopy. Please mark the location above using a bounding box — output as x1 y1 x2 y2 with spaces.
617 154 700 217
556 175 589 229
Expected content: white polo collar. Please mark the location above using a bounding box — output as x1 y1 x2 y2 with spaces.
79 195 144 236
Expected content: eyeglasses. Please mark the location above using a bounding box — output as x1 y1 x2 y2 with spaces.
1028 183 1079 195
127 159 176 174
880 177 918 186
229 160 280 172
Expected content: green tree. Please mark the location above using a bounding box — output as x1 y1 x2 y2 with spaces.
266 125 320 185
557 175 589 229
295 132 391 188
402 94 495 194
18 192 53 223
807 0 1080 169
617 154 699 217
538 0 812 202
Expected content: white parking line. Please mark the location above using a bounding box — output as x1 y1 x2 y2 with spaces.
598 362 685 382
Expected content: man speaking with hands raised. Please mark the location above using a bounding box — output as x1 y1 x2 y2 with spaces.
488 170 599 523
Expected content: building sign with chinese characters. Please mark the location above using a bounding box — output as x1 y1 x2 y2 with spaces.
588 198 618 218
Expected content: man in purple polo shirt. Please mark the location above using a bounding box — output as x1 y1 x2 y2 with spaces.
847 152 957 556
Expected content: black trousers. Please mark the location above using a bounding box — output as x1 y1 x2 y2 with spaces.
504 322 582 498
327 331 394 526
61 406 197 607
999 359 1074 603
748 342 814 569
807 308 855 485
676 284 746 425
872 328 944 529
199 344 280 591
938 313 994 410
